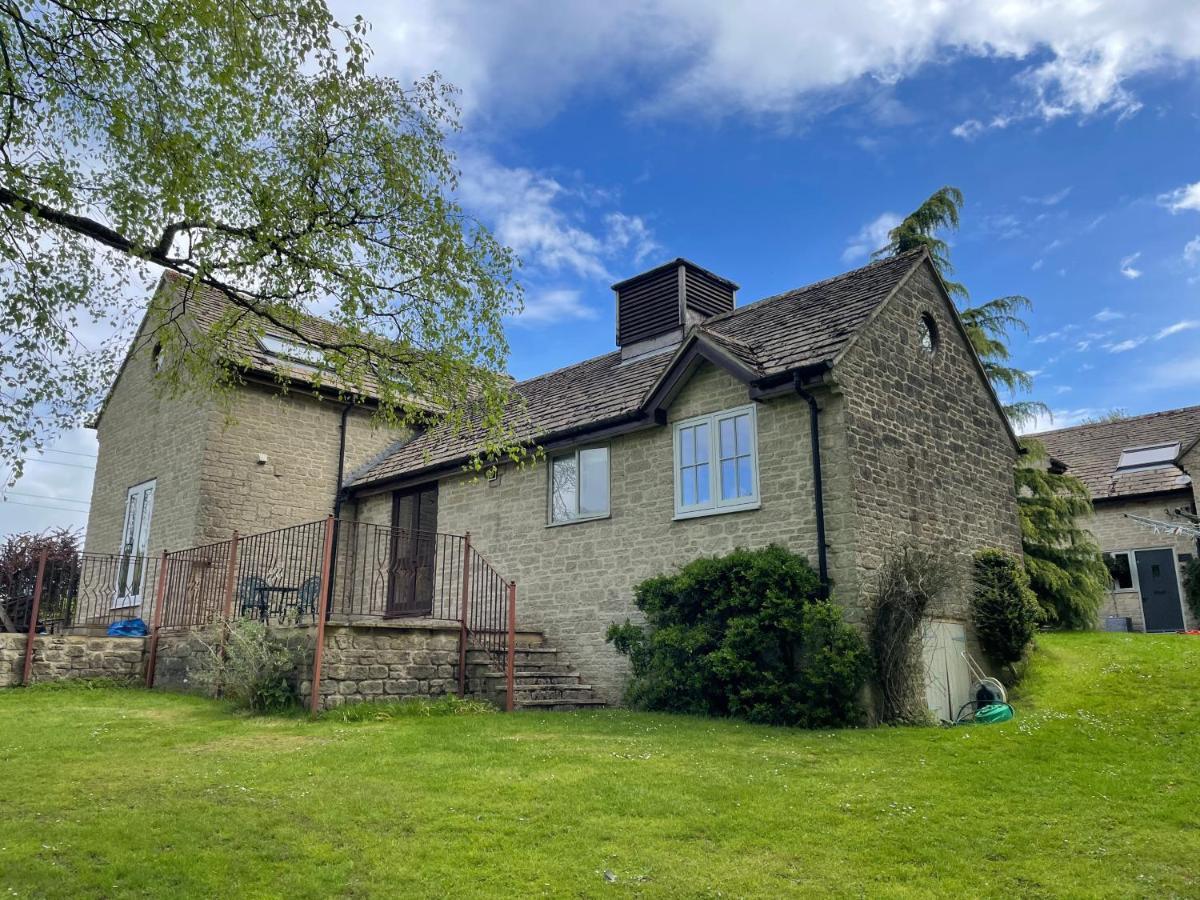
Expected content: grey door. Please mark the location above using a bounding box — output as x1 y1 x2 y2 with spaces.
1135 549 1185 632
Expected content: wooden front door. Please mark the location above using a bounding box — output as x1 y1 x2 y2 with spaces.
386 485 438 616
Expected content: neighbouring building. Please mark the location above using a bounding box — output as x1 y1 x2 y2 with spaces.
83 248 1024 715
1035 407 1200 633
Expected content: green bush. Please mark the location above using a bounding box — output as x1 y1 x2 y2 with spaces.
201 617 301 713
972 549 1040 666
1184 558 1200 623
606 545 869 727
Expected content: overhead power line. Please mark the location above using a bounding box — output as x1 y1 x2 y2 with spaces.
0 498 91 513
2 490 91 505
19 458 95 470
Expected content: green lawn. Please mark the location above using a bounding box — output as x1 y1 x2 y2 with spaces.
1 633 1198 898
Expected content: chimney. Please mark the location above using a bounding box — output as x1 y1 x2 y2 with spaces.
612 259 738 359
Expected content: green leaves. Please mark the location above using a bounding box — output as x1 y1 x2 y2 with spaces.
606 545 869 727
1016 440 1109 628
879 186 1047 428
0 3 521 478
971 548 1040 666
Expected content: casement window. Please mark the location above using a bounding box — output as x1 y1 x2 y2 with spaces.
1103 551 1135 592
114 479 155 608
548 445 610 525
673 405 760 519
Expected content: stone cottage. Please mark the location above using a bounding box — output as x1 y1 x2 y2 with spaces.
1035 407 1200 633
85 248 1023 714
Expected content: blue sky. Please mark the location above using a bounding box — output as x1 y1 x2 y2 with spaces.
5 1 1200 535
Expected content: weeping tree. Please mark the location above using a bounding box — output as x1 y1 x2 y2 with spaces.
0 2 522 482
878 187 1106 627
1015 442 1109 627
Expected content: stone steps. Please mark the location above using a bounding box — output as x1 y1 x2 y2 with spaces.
466 636 604 712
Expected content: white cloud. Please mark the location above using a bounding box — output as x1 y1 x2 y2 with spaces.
0 428 96 536
1018 407 1110 435
842 212 901 263
1118 252 1142 279
1054 385 1073 394
1158 181 1200 214
1031 258 1044 271
347 2 1200 128
1105 337 1146 353
512 289 599 325
951 119 985 141
1154 320 1200 339
1022 187 1072 206
456 151 658 283
1183 236 1200 265
1075 340 1091 351
1094 307 1124 321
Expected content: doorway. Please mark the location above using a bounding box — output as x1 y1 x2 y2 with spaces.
114 479 155 608
386 484 438 616
1134 548 1185 633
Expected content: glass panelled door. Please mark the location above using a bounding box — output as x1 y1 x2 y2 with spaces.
114 480 155 608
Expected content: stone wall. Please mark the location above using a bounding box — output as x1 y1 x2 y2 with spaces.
85 314 210 562
87 291 405 581
194 383 401 547
833 259 1024 623
0 633 146 687
1087 492 1198 632
430 362 836 704
298 622 461 710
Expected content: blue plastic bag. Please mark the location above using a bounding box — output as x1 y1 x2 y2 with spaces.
107 618 149 637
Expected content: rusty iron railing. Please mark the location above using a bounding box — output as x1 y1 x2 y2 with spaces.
328 519 515 704
6 517 517 711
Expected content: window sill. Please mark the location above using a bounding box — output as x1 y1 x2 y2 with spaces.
673 501 761 522
545 513 611 529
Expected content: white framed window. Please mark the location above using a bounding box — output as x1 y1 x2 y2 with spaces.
115 479 155 608
673 404 760 519
548 445 610 525
1103 551 1136 592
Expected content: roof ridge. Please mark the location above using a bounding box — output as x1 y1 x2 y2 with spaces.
1032 403 1200 438
701 247 926 327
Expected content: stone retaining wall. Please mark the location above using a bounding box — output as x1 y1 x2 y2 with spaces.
299 622 463 710
0 633 147 687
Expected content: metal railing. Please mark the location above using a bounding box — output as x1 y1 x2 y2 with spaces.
4 517 518 711
1 551 163 635
330 520 516 700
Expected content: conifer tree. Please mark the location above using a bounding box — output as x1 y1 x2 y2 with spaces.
880 187 1107 627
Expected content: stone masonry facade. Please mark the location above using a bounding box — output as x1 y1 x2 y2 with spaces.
86 314 402 622
833 261 1024 620
387 258 1023 705
1087 493 1198 632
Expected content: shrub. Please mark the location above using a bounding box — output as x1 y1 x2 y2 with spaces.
200 617 301 713
1184 558 1200 623
867 549 950 725
972 549 1040 668
606 545 869 728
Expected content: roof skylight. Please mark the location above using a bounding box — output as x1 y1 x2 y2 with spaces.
1115 442 1179 472
258 335 324 368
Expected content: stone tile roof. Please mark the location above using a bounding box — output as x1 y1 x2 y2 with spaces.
351 250 926 487
1032 405 1200 501
162 271 388 399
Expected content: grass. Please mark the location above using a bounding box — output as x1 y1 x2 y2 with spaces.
1 632 1198 898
